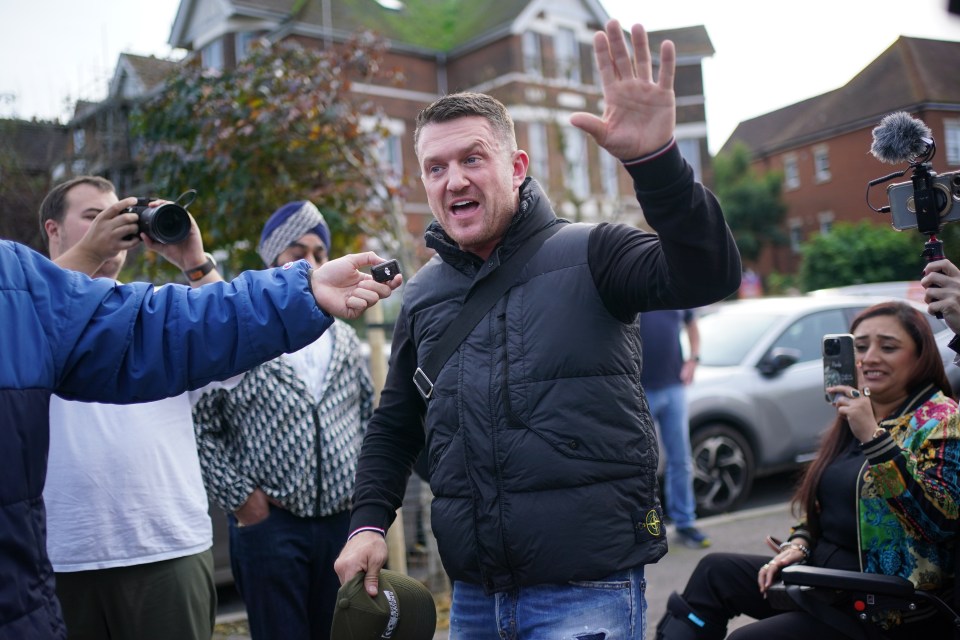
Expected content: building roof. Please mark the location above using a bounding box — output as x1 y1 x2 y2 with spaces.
171 0 710 60
117 53 180 93
171 0 550 53
65 54 180 126
720 35 960 157
289 0 534 51
648 25 714 59
0 119 67 171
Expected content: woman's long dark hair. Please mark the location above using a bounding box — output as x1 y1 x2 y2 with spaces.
791 301 953 538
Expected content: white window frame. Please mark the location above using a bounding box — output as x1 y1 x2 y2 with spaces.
789 219 803 253
783 154 800 190
360 116 405 195
522 31 543 79
945 118 960 167
813 145 831 183
818 211 834 235
379 134 403 176
72 129 86 153
555 28 581 83
201 39 224 70
235 32 258 62
562 125 589 200
527 121 549 184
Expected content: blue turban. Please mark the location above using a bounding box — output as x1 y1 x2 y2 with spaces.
258 201 331 266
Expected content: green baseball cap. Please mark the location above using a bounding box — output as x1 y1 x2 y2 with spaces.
330 570 437 640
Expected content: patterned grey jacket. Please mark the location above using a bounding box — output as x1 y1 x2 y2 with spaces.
193 320 373 517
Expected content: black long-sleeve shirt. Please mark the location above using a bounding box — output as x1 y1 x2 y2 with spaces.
351 143 742 534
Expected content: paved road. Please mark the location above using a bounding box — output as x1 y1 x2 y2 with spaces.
644 502 792 638
428 500 794 640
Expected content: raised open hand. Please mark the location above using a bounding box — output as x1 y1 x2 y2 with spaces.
570 20 676 161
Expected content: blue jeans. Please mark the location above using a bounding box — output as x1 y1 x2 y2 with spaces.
645 384 697 528
228 506 348 640
449 566 646 639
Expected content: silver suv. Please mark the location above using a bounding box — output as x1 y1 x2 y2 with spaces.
685 294 960 516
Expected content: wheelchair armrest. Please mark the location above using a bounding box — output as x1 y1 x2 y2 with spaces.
781 565 915 598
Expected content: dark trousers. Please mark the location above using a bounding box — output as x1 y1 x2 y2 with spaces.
673 552 949 640
228 506 349 640
55 550 216 640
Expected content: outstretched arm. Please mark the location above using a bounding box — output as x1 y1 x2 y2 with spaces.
310 251 402 320
570 20 676 160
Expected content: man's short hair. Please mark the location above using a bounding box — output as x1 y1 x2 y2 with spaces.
38 175 116 248
413 92 517 155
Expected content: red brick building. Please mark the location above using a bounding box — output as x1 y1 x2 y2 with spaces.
64 0 715 246
722 36 960 278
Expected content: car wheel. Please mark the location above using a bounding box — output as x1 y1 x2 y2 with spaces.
690 424 755 516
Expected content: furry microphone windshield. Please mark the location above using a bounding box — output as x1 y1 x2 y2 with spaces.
869 112 933 165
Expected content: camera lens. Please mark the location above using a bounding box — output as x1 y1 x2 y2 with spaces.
142 203 190 244
824 339 840 356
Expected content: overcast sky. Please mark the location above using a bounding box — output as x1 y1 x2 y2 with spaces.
2 0 959 153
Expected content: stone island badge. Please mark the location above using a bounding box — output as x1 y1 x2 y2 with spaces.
644 509 662 536
633 507 664 542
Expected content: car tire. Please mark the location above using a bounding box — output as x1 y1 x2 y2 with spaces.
690 424 755 517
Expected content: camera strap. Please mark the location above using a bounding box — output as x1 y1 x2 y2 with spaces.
412 222 563 400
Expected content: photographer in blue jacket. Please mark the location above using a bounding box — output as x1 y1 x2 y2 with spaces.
0 234 400 640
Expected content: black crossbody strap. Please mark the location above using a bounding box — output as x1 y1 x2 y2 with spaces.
412 223 563 400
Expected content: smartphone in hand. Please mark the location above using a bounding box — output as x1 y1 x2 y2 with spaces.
822 333 856 402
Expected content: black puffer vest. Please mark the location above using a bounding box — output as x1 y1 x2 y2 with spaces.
405 179 666 593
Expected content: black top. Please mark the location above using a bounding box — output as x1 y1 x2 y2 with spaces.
812 439 863 572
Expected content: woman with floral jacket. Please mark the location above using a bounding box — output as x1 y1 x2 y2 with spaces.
656 301 960 640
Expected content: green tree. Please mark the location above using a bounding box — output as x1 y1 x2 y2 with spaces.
798 221 925 291
130 31 419 279
712 142 787 264
0 120 59 251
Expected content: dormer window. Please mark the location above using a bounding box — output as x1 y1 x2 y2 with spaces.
555 28 580 83
73 129 85 154
201 39 224 71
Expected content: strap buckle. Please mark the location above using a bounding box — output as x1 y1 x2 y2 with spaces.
413 368 434 400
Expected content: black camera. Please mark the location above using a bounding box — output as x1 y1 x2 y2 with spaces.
887 170 960 231
124 198 191 244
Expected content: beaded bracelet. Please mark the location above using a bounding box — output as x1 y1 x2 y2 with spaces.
779 540 811 560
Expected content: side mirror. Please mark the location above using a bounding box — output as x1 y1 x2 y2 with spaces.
757 347 802 377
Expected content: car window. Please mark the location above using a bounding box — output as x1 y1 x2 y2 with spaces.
698 311 783 366
767 308 854 363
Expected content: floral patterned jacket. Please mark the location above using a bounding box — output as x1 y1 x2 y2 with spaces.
857 385 960 589
792 384 960 592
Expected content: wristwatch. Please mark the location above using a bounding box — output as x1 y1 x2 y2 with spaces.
183 252 217 282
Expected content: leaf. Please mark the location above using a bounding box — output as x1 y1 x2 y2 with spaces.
130 31 422 278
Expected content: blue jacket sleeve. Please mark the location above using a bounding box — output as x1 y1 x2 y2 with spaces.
6 241 332 403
